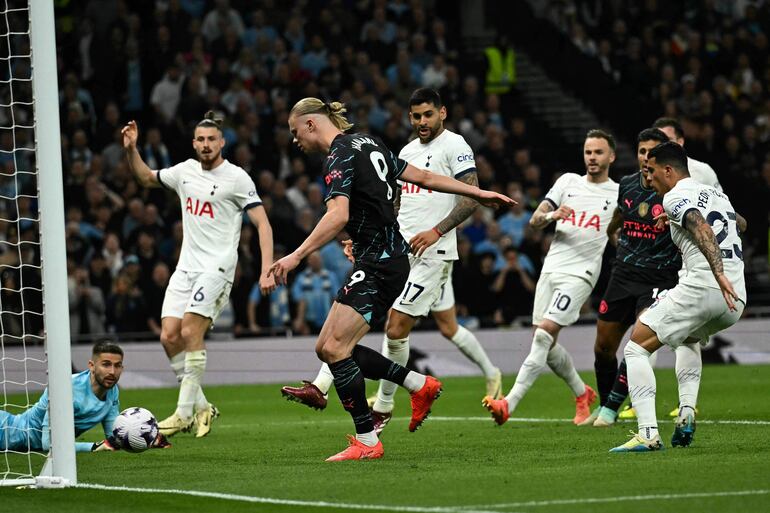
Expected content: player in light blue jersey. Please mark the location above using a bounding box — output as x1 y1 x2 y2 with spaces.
1 341 165 452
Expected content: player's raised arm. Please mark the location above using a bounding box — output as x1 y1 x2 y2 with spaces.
246 205 276 294
122 121 161 188
399 163 515 208
268 195 350 285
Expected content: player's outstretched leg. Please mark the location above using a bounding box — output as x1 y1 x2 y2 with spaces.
610 341 663 452
281 364 333 410
351 345 442 432
486 327 553 425
546 342 596 424
481 395 510 425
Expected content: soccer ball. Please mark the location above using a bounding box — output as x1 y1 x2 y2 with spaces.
112 407 158 453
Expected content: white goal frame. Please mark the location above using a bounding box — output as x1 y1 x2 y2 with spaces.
0 0 76 487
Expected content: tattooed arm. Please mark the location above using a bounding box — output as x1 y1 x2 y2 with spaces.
529 200 574 230
408 172 480 256
684 209 740 310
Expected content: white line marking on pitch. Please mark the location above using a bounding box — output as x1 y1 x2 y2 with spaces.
465 489 770 509
217 416 770 427
75 483 510 513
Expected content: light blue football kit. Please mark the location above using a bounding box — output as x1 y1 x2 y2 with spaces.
0 370 119 453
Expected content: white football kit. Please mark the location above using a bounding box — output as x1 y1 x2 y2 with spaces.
158 158 261 320
533 173 618 326
687 156 722 192
639 178 746 347
393 129 475 317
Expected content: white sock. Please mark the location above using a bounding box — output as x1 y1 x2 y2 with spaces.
176 350 206 420
312 363 334 395
675 343 701 410
546 343 585 396
170 352 209 411
355 430 379 447
169 352 185 383
648 349 659 367
504 328 553 414
449 325 497 378
403 371 426 393
624 341 658 437
374 336 409 413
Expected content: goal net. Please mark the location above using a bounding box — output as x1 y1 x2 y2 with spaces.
1 1 75 487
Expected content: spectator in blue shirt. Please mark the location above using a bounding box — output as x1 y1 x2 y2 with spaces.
290 251 339 334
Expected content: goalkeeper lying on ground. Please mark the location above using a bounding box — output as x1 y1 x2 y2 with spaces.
0 340 168 452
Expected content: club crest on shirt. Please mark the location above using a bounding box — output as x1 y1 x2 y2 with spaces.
638 202 649 217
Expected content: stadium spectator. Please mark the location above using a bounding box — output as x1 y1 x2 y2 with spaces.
289 250 339 335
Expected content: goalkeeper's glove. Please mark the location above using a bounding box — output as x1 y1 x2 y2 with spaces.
150 433 172 449
92 436 119 452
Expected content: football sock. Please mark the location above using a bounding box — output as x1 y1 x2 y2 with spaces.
594 355 618 406
312 363 334 395
675 343 701 411
604 359 629 412
448 326 497 378
504 328 553 414
625 341 657 434
170 351 209 412
547 343 585 396
169 352 185 383
176 350 206 420
373 335 409 413
329 357 373 435
355 430 379 447
352 344 412 384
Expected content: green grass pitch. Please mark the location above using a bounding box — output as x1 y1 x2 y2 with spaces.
3 364 769 512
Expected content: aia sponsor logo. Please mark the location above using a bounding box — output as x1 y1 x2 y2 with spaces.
186 198 214 218
561 211 601 231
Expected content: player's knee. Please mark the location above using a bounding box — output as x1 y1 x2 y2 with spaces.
537 320 561 341
316 335 344 363
160 329 180 349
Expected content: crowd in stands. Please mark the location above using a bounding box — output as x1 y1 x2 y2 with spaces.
1 0 767 343
524 0 770 255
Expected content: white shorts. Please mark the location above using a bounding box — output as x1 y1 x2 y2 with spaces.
638 282 745 348
161 270 233 322
391 257 454 317
532 272 593 327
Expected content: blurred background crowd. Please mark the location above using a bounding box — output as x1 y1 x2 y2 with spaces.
1 0 768 343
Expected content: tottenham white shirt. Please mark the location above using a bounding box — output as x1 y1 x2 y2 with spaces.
158 159 261 282
687 156 722 192
663 177 745 301
397 129 476 260
541 173 619 286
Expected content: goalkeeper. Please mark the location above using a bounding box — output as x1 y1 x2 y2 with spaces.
0 341 168 452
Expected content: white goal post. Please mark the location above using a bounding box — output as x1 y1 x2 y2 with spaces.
0 0 75 487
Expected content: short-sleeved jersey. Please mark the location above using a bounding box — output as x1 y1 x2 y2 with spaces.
158 159 261 282
688 157 722 192
616 172 681 271
664 177 745 300
324 133 409 262
541 173 619 285
397 129 475 260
